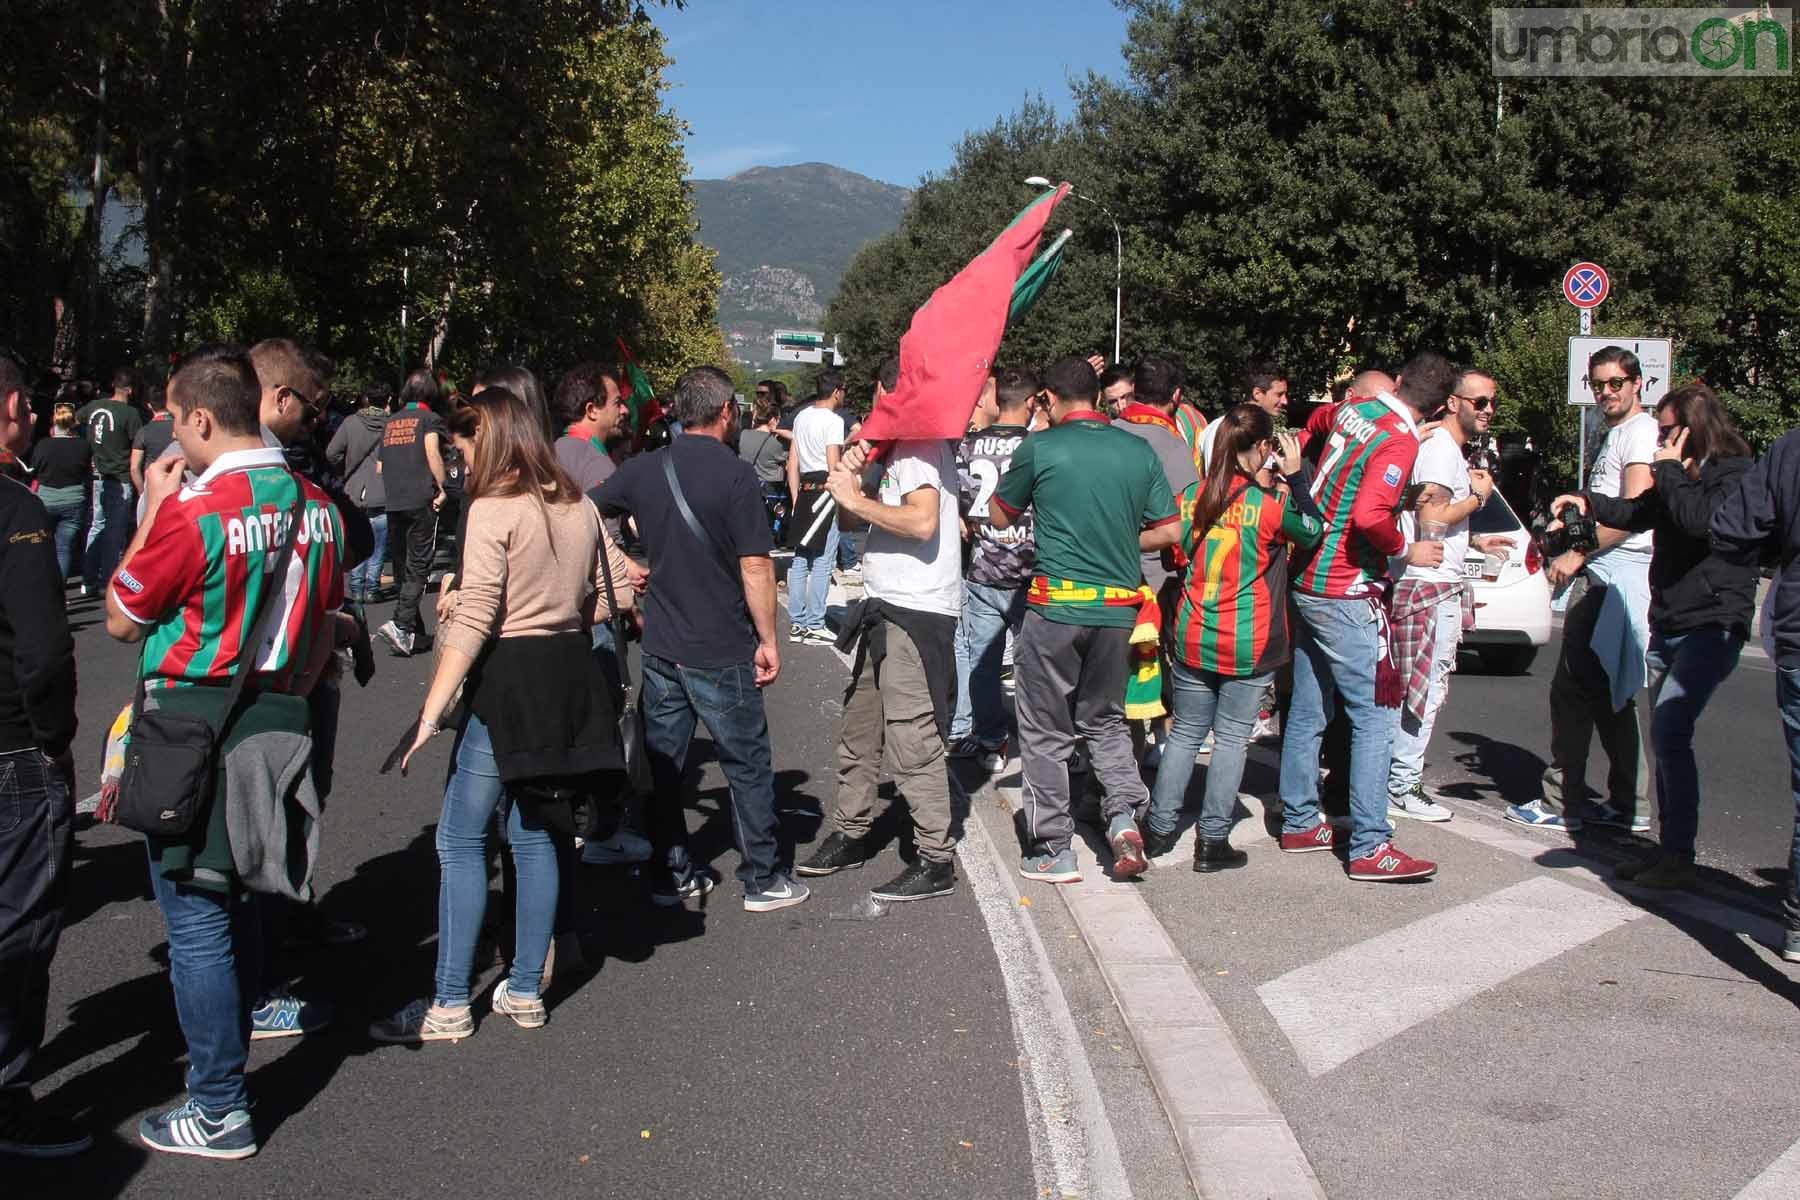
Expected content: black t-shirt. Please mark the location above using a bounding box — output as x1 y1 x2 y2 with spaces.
591 434 774 670
29 436 93 490
377 405 445 512
133 414 176 465
76 397 143 479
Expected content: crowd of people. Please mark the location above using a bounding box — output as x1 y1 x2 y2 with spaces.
1 332 1798 1165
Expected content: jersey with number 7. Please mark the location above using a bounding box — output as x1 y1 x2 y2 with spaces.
1292 395 1421 599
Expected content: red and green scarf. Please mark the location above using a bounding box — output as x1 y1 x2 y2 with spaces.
1027 576 1165 719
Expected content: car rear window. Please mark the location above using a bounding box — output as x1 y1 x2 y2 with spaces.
1469 490 1524 534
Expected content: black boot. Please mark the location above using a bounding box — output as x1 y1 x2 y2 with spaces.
1143 827 1180 859
1193 838 1248 874
795 831 867 876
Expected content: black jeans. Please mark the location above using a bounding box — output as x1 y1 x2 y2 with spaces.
0 749 72 1095
388 506 438 636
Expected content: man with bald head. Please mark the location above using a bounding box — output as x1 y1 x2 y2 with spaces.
1280 356 1454 883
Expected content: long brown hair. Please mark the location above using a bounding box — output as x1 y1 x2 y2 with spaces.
1657 383 1750 465
463 386 581 504
1192 403 1274 538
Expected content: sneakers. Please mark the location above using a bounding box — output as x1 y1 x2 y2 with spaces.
1193 838 1249 873
804 628 837 646
651 865 718 907
744 873 811 913
1107 813 1149 879
367 998 474 1044
1347 842 1438 882
788 623 807 642
581 829 653 866
138 1098 257 1160
1388 785 1454 823
1279 819 1341 853
375 619 414 657
947 735 985 760
795 831 867 877
1616 855 1695 890
0 1098 91 1159
979 741 1010 772
870 859 957 902
1143 826 1181 859
1250 710 1281 742
1586 802 1652 834
1504 799 1578 832
491 978 547 1029
1783 929 1800 963
250 991 331 1040
1020 847 1081 884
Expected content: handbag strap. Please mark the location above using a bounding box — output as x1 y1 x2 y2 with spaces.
593 509 635 694
127 477 310 738
661 449 737 573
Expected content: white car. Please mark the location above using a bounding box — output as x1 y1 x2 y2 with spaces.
1459 489 1553 673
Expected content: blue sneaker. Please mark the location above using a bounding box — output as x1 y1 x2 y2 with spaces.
1020 847 1081 884
251 992 331 1040
138 1098 257 1160
1504 799 1580 832
1585 802 1651 834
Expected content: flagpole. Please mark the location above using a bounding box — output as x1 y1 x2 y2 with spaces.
1024 177 1121 361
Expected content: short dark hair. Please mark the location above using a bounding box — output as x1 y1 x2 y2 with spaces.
1043 355 1099 407
1245 360 1287 395
1098 363 1132 392
1133 355 1183 408
110 366 136 393
1396 351 1457 415
671 365 734 428
996 366 1040 412
814 368 845 400
755 379 789 408
399 368 441 412
875 355 901 393
1452 367 1496 396
0 353 23 407
1589 345 1642 380
551 362 622 427
170 344 261 436
249 337 323 397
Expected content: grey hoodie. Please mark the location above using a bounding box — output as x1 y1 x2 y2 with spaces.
327 407 388 510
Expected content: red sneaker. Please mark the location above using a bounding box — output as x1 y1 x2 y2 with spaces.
1108 816 1149 880
1279 819 1340 854
1347 842 1437 882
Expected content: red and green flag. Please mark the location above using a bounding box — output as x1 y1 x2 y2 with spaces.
856 183 1071 444
617 336 662 437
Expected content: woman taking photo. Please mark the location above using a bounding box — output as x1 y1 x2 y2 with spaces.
1548 383 1756 889
370 387 634 1043
1144 404 1324 870
29 402 92 586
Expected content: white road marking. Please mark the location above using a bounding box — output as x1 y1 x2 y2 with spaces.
1257 875 1645 1077
1734 1136 1800 1199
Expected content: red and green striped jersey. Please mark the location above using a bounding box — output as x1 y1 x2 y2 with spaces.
112 449 347 692
1172 476 1325 676
1292 395 1419 599
1174 402 1207 477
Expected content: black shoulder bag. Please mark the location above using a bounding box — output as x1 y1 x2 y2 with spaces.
116 493 306 837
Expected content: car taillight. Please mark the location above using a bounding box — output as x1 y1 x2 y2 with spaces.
1524 539 1542 574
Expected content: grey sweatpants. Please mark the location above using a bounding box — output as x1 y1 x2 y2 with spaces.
1013 610 1147 855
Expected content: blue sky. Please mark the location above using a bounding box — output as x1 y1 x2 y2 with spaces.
657 1 1134 186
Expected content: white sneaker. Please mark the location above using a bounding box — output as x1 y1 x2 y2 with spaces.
1388 785 1454 823
580 830 653 866
743 874 810 913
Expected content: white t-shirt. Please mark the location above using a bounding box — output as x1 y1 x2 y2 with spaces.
863 440 962 617
1401 427 1472 584
1198 417 1223 474
1588 410 1658 561
792 406 845 474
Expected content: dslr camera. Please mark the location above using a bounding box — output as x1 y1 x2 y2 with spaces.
1534 502 1599 560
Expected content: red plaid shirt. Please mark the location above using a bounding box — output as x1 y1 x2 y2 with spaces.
1390 578 1475 722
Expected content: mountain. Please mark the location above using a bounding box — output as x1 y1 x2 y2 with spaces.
690 163 911 366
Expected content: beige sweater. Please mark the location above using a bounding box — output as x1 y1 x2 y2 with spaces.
440 491 635 659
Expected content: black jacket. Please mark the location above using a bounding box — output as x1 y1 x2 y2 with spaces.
1713 428 1800 668
1586 456 1756 638
0 474 77 755
467 631 621 782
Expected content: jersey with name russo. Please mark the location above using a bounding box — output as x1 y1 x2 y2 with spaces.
1293 395 1418 599
958 423 1035 588
112 454 346 692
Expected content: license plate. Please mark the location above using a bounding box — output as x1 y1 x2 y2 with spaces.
1462 559 1485 579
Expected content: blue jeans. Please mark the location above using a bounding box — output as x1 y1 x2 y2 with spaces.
1644 627 1743 860
83 476 134 591
641 655 781 892
434 714 558 1006
786 523 839 632
37 486 83 583
951 580 1026 744
1777 665 1800 932
1149 665 1272 842
147 846 261 1115
1279 593 1397 860
837 529 861 571
347 509 387 598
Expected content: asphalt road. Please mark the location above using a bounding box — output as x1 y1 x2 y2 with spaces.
15 591 1038 1199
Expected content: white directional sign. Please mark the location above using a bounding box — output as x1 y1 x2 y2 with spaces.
770 329 844 365
1567 336 1672 407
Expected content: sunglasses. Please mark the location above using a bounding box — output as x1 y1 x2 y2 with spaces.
1588 376 1633 394
1455 394 1498 412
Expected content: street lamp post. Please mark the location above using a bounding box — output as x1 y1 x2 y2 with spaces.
1025 176 1122 363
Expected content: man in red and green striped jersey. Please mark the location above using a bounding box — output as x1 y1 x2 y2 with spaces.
1278 355 1454 884
104 345 345 1160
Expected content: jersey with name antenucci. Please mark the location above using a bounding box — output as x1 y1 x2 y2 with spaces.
1292 395 1419 599
112 450 347 692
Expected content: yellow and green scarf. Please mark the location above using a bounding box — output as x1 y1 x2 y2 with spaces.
1027 577 1165 719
